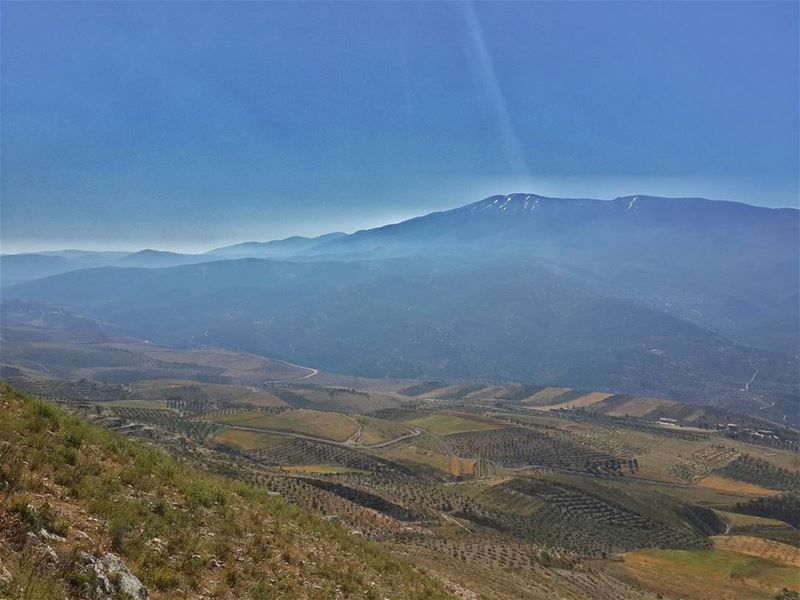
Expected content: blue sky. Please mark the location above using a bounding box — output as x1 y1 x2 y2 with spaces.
2 1 798 252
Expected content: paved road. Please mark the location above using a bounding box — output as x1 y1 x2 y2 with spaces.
264 359 319 384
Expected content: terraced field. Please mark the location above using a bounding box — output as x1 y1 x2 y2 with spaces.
445 426 623 472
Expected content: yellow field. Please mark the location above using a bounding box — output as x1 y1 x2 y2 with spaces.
381 442 456 475
712 535 800 567
406 412 504 436
697 474 782 496
205 409 359 442
519 387 571 405
537 391 613 411
210 428 286 451
449 456 478 477
624 548 799 599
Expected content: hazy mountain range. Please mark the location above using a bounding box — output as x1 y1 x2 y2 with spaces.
2 194 798 422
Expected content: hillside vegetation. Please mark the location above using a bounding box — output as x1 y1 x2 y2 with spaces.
0 384 453 599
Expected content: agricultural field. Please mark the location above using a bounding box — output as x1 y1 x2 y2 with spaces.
405 412 505 436
210 428 287 451
202 408 360 442
355 415 415 445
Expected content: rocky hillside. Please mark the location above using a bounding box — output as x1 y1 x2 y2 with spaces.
0 384 453 599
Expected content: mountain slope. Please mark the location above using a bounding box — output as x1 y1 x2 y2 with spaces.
0 383 453 599
316 195 798 354
4 257 797 422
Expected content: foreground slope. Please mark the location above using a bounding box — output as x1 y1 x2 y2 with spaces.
0 384 452 600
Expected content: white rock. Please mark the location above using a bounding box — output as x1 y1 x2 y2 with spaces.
78 552 150 600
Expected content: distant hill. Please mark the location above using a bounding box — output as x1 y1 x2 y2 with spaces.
0 254 95 287
114 249 216 268
0 251 128 276
208 232 346 258
1 248 214 286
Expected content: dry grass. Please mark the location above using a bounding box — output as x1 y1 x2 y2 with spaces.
624 548 798 600
406 413 504 436
210 428 287 451
205 409 360 442
697 475 782 496
712 535 800 567
601 397 677 417
97 399 170 410
381 443 455 474
111 343 311 384
0 384 455 600
714 509 791 529
449 457 477 477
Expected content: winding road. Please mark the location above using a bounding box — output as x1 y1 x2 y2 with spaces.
742 350 759 392
264 359 319 384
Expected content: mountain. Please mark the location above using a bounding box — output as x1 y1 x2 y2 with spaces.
316 194 797 257
0 250 129 286
313 194 799 353
3 194 797 423
32 249 131 262
114 249 216 268
208 232 347 259
1 249 212 286
0 254 84 287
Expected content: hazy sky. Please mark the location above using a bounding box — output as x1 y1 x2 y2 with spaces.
2 1 798 253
